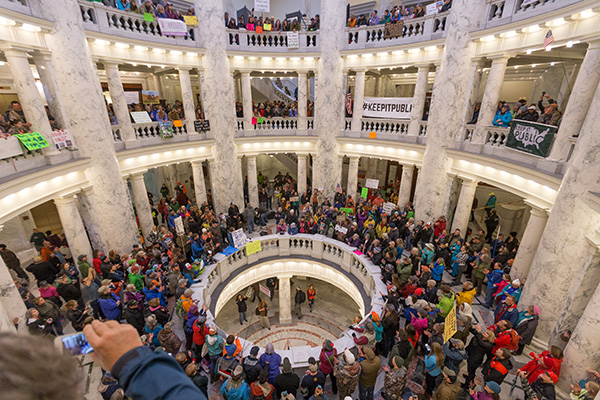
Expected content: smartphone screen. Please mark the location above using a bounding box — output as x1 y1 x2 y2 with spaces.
425 344 431 352
60 332 94 356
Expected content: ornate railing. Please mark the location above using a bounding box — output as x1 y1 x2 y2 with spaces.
360 118 410 134
111 121 189 143
482 0 583 27
227 29 319 52
254 117 298 130
485 126 510 146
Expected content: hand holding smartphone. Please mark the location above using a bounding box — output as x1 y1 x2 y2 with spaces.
55 332 94 356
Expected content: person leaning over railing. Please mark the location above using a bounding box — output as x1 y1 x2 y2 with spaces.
492 103 512 127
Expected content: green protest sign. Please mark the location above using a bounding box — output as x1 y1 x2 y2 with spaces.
341 207 354 215
159 121 174 138
16 132 49 150
143 12 154 22
505 120 557 158
361 187 368 198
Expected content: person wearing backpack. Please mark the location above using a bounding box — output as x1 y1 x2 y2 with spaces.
294 287 306 319
489 320 520 354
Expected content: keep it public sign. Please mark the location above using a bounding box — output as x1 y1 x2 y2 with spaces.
505 120 557 158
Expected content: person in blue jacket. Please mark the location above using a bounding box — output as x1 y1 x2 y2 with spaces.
493 103 512 127
221 365 251 400
84 320 208 399
288 222 298 235
259 343 282 384
484 262 504 308
431 258 445 283
98 286 121 321
143 281 166 307
495 279 522 303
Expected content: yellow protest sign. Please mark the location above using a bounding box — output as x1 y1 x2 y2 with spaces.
184 16 198 25
246 240 262 255
443 305 457 343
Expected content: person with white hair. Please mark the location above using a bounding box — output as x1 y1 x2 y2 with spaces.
333 349 361 399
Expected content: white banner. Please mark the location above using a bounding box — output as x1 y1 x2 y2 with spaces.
158 18 188 36
231 228 247 248
254 0 270 13
382 202 396 215
426 1 443 15
363 97 413 119
365 178 379 189
174 216 185 236
130 111 153 124
335 225 348 234
124 91 139 105
287 31 299 48
51 129 75 150
0 136 24 160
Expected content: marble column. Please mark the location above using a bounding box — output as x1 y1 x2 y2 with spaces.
341 72 348 128
191 161 208 205
129 173 155 240
103 62 136 143
77 186 108 252
549 41 600 161
397 164 415 208
471 56 510 144
510 202 550 281
559 278 600 394
196 0 244 213
246 156 259 207
462 58 485 126
0 298 16 333
413 0 487 222
178 67 197 134
347 156 360 201
351 69 366 133
32 51 70 131
0 256 26 332
54 194 94 262
278 275 292 325
442 174 461 220
557 63 579 107
407 65 430 137
518 77 600 345
152 74 162 93
40 0 141 254
297 72 308 132
2 47 59 156
450 178 479 235
241 72 253 131
313 0 345 200
297 154 308 197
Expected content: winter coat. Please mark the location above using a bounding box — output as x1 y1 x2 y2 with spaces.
384 367 407 398
493 110 512 127
149 305 170 327
220 379 251 400
123 306 146 334
273 372 300 398
396 262 412 284
242 357 263 385
433 380 461 400
205 334 224 356
158 329 182 354
99 293 121 320
431 262 444 281
319 348 337 375
259 352 282 383
389 340 414 368
466 330 495 366
359 348 381 387
494 302 519 326
515 313 539 346
334 362 360 395
481 356 513 384
456 288 476 306
437 292 455 318
443 343 467 374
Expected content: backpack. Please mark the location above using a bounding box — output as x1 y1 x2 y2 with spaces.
298 291 306 304
175 299 186 318
507 329 521 351
255 306 260 316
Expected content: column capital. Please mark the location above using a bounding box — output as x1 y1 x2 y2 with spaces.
470 57 486 67
586 40 600 51
401 163 415 171
240 71 251 77
1 46 31 58
584 232 600 256
297 152 310 158
415 63 432 71
53 193 78 205
488 54 512 64
178 66 192 73
102 61 121 70
191 159 206 166
297 71 308 77
129 170 148 179
460 177 479 187
278 274 293 280
31 50 53 62
353 68 367 75
524 199 550 217
347 155 361 161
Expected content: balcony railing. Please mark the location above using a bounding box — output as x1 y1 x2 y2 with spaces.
254 117 298 130
361 118 410 134
482 0 584 28
227 29 319 52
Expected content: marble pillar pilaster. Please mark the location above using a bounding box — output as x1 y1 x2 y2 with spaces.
442 174 461 221
3 47 59 156
510 202 550 280
178 67 197 135
54 194 94 262
451 178 479 235
347 156 360 201
196 0 244 213
278 275 293 325
104 62 136 143
32 51 70 131
341 72 348 128
351 70 366 133
472 56 510 144
41 0 141 254
0 298 16 333
549 41 600 161
297 154 308 197
519 77 600 345
246 156 259 207
77 187 108 252
413 0 487 222
129 173 155 240
462 58 485 126
241 72 253 131
297 72 308 132
338 156 345 188
407 65 430 137
191 161 208 205
397 165 415 208
313 0 345 200
152 74 162 92
0 256 25 332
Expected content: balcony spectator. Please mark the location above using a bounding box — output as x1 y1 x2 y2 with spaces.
380 10 391 24
103 0 117 7
165 3 179 20
7 120 30 135
224 12 229 27
141 1 155 16
129 0 140 13
155 4 167 18
282 19 290 31
227 18 237 29
237 16 246 29
274 19 282 31
357 14 368 26
538 103 561 126
468 102 481 124
311 15 320 30
301 14 310 30
391 9 401 23
369 10 380 25
492 103 512 127
116 0 130 12
347 15 357 27
414 4 426 18
440 0 453 12
520 105 539 122
5 101 30 128
291 19 301 32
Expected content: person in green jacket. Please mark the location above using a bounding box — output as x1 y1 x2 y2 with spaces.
77 255 95 280
485 192 497 217
128 265 145 292
396 257 412 284
437 285 455 318
471 253 491 297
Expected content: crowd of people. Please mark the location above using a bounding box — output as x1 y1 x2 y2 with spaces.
100 0 195 21
3 172 600 400
226 11 320 32
236 99 314 120
0 100 59 139
347 1 452 28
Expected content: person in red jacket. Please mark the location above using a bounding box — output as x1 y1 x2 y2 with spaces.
192 315 210 360
487 320 519 354
519 346 563 384
519 355 559 385
434 216 446 237
319 340 338 395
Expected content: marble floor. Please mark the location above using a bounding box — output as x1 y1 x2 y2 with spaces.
214 277 360 350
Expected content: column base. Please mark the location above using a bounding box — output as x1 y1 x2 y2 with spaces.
348 130 361 138
123 140 142 149
45 150 73 165
462 142 484 154
278 317 293 325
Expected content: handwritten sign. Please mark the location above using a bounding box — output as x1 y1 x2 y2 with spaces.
246 240 262 255
51 129 75 150
264 23 271 31
194 120 210 132
287 31 299 48
124 91 140 105
335 225 348 234
158 18 188 36
341 207 354 215
365 178 379 189
384 21 404 39
174 216 185 236
0 135 24 159
259 284 271 297
443 305 457 343
361 187 369 198
382 202 396 215
231 228 247 248
16 132 49 150
183 16 198 25
254 0 270 13
130 111 152 124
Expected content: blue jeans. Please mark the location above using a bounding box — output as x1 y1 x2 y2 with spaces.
247 219 254 233
261 213 269 226
239 311 247 324
484 285 496 307
359 382 374 400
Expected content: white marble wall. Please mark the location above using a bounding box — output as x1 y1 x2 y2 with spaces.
279 275 293 325
519 78 600 345
40 0 141 254
195 0 244 213
347 156 360 201
54 194 93 261
510 204 549 280
246 156 259 207
549 42 600 161
76 188 108 252
462 59 485 126
297 73 308 131
241 72 253 130
3 48 59 156
0 297 16 333
413 0 486 222
0 214 32 253
297 155 308 197
178 67 197 135
129 173 155 240
191 161 208 205
313 0 345 200
104 62 136 142
451 179 478 235
0 255 27 331
472 56 510 144
32 51 70 131
407 65 430 136
397 165 414 207
351 70 366 132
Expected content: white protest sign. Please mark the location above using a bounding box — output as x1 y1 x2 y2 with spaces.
124 91 140 104
130 111 153 124
287 31 299 48
426 1 443 15
174 216 185 236
254 0 270 13
335 225 348 234
0 135 24 160
382 202 396 215
363 97 413 119
51 129 75 150
259 284 271 297
231 228 247 248
158 18 188 36
365 178 379 189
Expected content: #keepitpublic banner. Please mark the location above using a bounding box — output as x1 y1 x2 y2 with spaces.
363 97 413 119
505 120 557 158
158 18 188 36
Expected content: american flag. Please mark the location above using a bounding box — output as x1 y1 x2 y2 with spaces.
345 87 353 116
544 29 555 48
